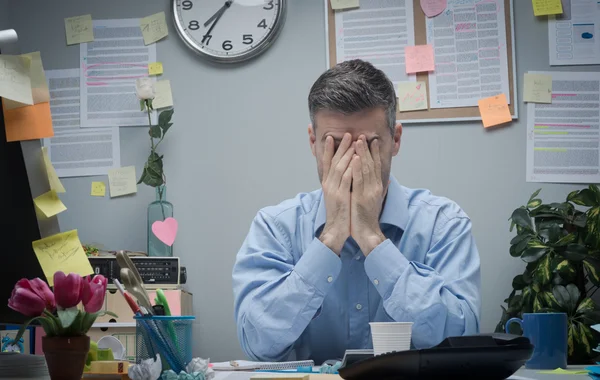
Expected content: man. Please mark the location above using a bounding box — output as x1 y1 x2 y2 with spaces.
232 59 481 363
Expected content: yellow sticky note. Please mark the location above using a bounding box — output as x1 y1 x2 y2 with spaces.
0 55 33 106
34 190 67 218
148 62 163 76
140 12 168 45
108 166 137 198
41 147 66 193
532 0 563 16
478 93 512 128
32 230 94 286
539 368 588 375
91 182 106 197
153 80 173 109
404 45 435 74
524 73 553 103
3 52 50 110
331 0 359 10
397 81 428 112
64 14 94 45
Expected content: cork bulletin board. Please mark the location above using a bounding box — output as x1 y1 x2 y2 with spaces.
325 0 517 123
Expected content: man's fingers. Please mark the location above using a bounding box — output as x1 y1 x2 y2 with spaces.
331 133 352 167
322 136 334 181
357 139 373 184
330 143 355 187
372 138 382 185
340 160 353 193
352 155 363 193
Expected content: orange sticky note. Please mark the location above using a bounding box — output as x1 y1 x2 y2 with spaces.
3 101 54 142
478 93 512 128
404 45 435 74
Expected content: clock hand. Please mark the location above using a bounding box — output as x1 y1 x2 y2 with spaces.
203 0 233 27
202 7 226 43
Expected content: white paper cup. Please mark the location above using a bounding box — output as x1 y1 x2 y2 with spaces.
370 322 413 355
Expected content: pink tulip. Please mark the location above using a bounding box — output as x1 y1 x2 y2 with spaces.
8 278 52 317
53 272 84 309
82 275 107 313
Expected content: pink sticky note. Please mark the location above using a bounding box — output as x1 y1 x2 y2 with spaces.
152 217 178 246
420 0 447 18
404 45 435 74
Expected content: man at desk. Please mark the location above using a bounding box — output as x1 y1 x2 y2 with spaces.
232 59 481 363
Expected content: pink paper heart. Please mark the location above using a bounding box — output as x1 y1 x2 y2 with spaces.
152 217 178 246
420 0 447 18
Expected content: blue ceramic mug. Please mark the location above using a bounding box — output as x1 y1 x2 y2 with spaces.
505 312 567 369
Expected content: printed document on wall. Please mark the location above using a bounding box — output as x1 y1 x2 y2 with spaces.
80 18 157 128
548 0 600 66
526 71 600 183
331 0 416 90
426 0 510 108
44 69 121 178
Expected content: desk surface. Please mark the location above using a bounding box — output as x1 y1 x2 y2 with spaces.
212 366 589 380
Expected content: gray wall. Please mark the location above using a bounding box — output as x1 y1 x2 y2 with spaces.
5 0 599 361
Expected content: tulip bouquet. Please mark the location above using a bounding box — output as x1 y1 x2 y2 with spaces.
8 271 116 343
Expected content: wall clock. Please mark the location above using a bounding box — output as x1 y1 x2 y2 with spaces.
172 0 287 63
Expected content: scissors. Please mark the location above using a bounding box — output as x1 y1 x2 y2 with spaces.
116 251 153 313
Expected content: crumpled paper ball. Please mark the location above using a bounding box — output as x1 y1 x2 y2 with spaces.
161 370 206 380
136 77 155 100
186 357 214 380
128 354 163 380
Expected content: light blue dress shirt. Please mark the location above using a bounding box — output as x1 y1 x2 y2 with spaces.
232 176 481 364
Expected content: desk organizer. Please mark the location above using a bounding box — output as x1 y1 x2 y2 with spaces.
135 315 195 373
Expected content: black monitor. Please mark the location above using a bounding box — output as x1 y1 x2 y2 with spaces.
0 96 60 324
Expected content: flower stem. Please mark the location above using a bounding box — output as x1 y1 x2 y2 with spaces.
146 100 167 221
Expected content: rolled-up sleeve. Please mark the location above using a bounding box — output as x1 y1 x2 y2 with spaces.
233 211 341 361
364 216 481 348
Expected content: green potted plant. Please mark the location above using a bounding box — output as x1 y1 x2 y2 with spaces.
496 185 600 363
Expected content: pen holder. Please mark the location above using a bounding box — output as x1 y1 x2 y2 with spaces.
135 315 195 372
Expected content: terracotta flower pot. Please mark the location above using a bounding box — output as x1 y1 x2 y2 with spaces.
42 335 90 380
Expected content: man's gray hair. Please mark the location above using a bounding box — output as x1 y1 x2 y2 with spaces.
308 59 397 135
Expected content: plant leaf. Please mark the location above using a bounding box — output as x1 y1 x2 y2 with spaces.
57 307 79 329
568 189 597 207
568 322 577 356
535 254 552 286
143 152 164 187
529 188 542 202
578 323 593 358
147 98 153 110
521 247 548 263
563 244 589 261
584 258 600 286
149 125 161 138
575 297 596 315
533 294 543 312
556 259 577 282
508 294 522 313
511 208 534 231
512 274 527 290
515 236 532 256
554 233 576 247
140 99 145 111
542 291 560 309
566 284 581 313
553 285 570 311
158 108 174 127
510 233 531 245
573 213 587 228
137 166 148 185
161 122 173 135
527 198 542 209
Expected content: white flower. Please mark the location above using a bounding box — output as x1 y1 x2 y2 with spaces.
136 77 155 100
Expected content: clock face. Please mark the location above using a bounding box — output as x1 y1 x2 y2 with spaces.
172 0 287 63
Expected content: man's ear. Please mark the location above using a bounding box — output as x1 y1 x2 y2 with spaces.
392 123 402 156
308 124 317 157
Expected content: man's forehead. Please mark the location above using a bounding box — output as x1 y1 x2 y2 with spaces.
314 108 388 139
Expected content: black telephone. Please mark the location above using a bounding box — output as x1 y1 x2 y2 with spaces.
338 333 533 380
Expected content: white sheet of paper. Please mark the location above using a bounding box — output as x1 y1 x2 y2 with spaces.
80 18 157 128
0 55 33 106
526 71 600 183
153 80 173 109
426 0 511 108
108 166 137 197
43 68 121 178
332 0 416 93
548 1 600 66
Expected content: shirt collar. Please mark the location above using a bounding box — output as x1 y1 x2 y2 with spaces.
313 175 409 237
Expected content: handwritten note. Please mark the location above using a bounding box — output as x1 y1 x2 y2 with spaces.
532 0 563 16
0 55 33 106
331 0 359 10
420 0 447 17
140 12 168 45
404 45 435 74
32 230 93 286
478 93 512 128
34 190 67 218
397 82 428 112
4 52 49 111
153 80 173 109
108 166 137 197
524 73 552 103
91 182 106 197
64 14 94 45
41 147 65 193
148 62 163 76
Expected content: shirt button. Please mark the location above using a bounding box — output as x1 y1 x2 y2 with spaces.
373 279 379 285
327 276 333 283
355 255 361 260
356 304 362 310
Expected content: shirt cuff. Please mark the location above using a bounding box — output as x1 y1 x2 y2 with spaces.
364 239 409 298
293 238 342 296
